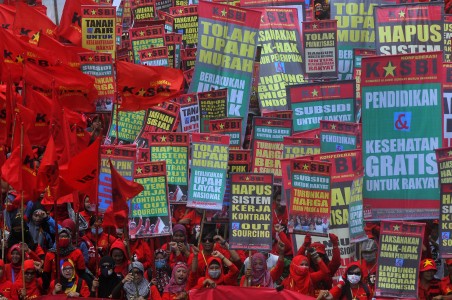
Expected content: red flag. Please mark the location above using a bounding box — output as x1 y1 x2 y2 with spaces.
59 137 100 196
0 4 15 32
25 87 51 146
1 131 38 200
12 103 36 149
116 61 184 111
103 160 143 228
56 0 96 45
37 135 58 189
23 62 97 112
13 3 57 43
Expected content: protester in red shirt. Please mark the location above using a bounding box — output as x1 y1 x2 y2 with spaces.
0 259 12 299
440 259 452 295
5 244 25 283
317 262 371 300
178 208 203 243
161 262 190 300
110 238 130 279
49 258 90 297
419 258 443 300
192 249 239 289
10 260 43 300
129 237 153 270
161 224 192 268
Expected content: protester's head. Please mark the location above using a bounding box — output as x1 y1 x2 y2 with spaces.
172 224 187 243
251 252 267 274
8 244 21 265
128 261 145 284
23 259 36 283
361 239 378 263
90 216 103 235
171 262 189 285
154 249 168 270
58 228 72 248
116 228 124 239
206 257 222 280
201 233 215 251
290 255 310 277
99 256 115 277
30 202 46 225
61 218 76 236
61 259 76 281
110 239 128 266
311 242 329 264
344 262 363 286
84 196 94 212
420 258 437 281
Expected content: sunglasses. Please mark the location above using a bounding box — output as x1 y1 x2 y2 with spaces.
202 238 214 243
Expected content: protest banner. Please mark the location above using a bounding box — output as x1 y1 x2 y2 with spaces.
131 0 156 21
98 146 136 212
288 80 356 132
188 133 230 210
79 52 114 113
130 161 172 238
176 93 200 133
262 110 293 119
122 0 133 29
251 117 292 185
443 63 452 147
289 159 331 237
205 149 252 223
181 47 197 71
331 0 396 80
319 120 361 152
374 2 443 56
106 105 146 145
249 46 261 114
435 147 452 258
130 25 165 64
445 15 452 63
294 150 362 280
361 52 442 220
303 20 338 80
157 10 174 33
137 147 150 163
116 5 124 46
348 169 367 243
134 101 180 147
283 136 320 158
155 0 173 12
148 133 190 203
81 5 116 59
165 33 183 68
138 46 169 66
198 89 228 133
353 48 377 120
209 118 242 149
229 173 273 250
169 5 198 48
251 7 304 112
375 221 425 298
188 1 261 138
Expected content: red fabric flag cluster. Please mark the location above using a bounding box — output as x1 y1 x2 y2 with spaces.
116 61 184 111
103 160 144 229
13 2 57 43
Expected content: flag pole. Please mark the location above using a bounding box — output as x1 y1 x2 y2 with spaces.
19 121 25 288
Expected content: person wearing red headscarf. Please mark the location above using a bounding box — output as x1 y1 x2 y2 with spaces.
161 224 192 269
5 244 23 283
110 239 130 279
0 259 12 299
162 262 190 300
281 253 329 296
192 250 238 289
10 260 43 300
317 262 371 300
240 241 286 287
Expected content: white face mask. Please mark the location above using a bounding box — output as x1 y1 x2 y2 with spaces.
347 274 361 285
208 269 221 279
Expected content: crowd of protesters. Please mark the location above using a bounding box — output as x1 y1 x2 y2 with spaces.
0 172 450 300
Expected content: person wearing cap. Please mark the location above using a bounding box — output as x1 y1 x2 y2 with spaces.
419 258 443 300
0 259 12 299
49 258 90 297
90 256 122 298
10 259 43 300
42 227 86 291
359 238 378 294
317 262 371 300
113 261 161 300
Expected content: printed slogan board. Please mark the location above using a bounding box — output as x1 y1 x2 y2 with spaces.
81 6 116 59
130 161 172 238
361 52 442 220
106 106 146 145
376 221 425 299
188 133 230 210
229 173 273 251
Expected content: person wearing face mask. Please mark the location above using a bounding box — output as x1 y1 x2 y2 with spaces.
7 216 44 262
90 256 122 298
359 239 378 295
42 228 86 292
192 250 238 289
317 262 371 300
281 253 329 296
151 249 171 295
85 216 116 258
